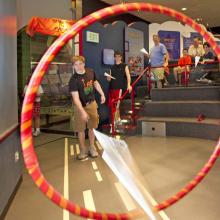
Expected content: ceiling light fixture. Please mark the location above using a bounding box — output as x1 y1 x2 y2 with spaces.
181 7 187 11
196 18 203 22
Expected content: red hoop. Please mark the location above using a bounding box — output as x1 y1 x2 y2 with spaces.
21 2 220 219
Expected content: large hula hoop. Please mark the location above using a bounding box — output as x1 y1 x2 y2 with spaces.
21 2 220 219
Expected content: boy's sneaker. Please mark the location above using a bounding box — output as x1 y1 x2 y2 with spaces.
33 130 41 137
164 81 169 86
197 78 210 83
77 147 88 161
89 146 99 158
115 119 122 126
77 152 88 161
110 124 115 134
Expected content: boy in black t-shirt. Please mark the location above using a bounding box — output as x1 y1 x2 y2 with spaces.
69 56 106 160
106 51 132 128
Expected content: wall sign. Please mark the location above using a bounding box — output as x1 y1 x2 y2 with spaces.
86 31 99 43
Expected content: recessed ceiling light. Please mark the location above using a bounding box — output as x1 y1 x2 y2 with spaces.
196 18 203 22
181 7 187 11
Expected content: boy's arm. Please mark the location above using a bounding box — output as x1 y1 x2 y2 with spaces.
94 80 106 104
125 65 132 93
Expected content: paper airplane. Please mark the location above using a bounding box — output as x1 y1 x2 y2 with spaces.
195 56 200 67
104 72 116 79
140 48 149 55
93 130 158 220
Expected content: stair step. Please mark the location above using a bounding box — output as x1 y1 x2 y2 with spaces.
120 99 145 105
141 101 220 118
136 85 148 98
145 100 220 104
138 117 220 125
137 117 220 140
151 86 220 101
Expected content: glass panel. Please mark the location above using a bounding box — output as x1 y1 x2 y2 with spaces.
30 33 75 135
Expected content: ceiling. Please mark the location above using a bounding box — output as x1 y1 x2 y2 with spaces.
100 0 220 28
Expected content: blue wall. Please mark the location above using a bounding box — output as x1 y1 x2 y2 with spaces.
82 21 149 123
83 21 125 94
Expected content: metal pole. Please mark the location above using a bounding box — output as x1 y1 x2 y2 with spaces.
131 86 135 125
70 0 76 56
111 101 116 136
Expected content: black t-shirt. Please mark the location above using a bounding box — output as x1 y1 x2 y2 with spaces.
69 68 96 106
110 63 127 90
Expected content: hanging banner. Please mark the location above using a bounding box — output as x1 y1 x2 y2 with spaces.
158 30 180 60
26 17 75 37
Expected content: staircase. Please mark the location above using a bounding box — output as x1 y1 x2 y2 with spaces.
136 86 220 140
110 98 146 136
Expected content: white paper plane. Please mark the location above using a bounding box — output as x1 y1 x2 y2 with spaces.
93 130 157 220
140 48 149 55
195 56 200 67
104 72 116 80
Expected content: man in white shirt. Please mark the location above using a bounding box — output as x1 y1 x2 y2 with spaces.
188 37 205 58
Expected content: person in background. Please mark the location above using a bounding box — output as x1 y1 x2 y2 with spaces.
202 42 215 60
188 37 205 59
197 42 215 83
106 51 132 128
173 48 192 85
198 38 203 46
69 55 106 161
146 34 169 89
23 74 43 137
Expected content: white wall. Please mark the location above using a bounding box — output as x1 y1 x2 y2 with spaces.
149 21 195 56
17 0 73 30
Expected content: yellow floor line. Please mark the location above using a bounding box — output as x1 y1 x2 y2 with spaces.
92 161 98 170
76 144 80 155
95 171 103 182
83 190 96 220
70 144 74 156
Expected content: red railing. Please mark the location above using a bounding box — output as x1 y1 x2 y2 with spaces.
109 60 219 135
147 63 189 89
110 67 149 135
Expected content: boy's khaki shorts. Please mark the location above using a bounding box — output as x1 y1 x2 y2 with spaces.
72 101 99 132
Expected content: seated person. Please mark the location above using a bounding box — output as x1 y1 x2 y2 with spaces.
197 42 215 83
173 48 192 85
202 42 215 61
188 37 205 60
